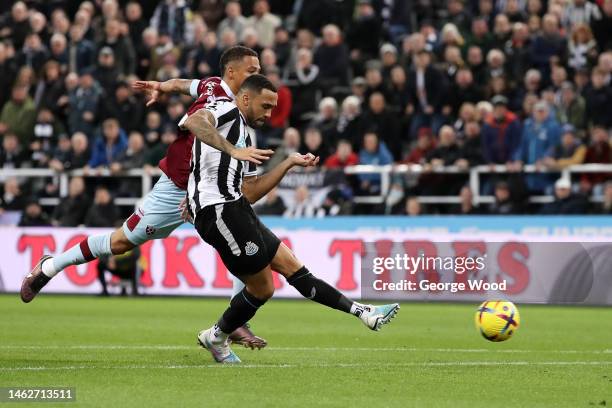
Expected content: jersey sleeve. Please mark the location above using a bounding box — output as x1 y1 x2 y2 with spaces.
189 79 210 98
243 133 258 177
205 100 240 129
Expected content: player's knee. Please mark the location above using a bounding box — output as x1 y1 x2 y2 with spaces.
250 283 275 301
110 232 135 255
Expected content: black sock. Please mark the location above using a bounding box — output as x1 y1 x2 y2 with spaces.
287 266 353 313
217 288 267 334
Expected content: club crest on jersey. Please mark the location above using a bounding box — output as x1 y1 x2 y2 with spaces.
245 241 259 256
145 225 156 236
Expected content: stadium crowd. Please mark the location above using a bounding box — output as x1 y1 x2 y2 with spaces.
0 0 611 225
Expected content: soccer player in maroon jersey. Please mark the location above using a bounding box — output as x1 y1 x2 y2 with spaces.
21 46 272 349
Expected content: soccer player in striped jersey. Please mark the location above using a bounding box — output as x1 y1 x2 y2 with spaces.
185 74 400 364
21 46 272 349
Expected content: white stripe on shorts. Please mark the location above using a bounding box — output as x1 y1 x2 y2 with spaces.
215 204 241 256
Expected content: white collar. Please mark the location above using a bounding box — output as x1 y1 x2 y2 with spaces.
220 79 236 101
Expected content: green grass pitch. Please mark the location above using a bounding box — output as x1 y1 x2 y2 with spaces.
1 294 611 407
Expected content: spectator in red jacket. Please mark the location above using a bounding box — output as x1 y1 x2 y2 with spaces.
324 139 359 169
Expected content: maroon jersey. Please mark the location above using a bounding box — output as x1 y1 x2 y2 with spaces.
158 77 234 190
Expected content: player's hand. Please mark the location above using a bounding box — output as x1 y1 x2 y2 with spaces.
133 80 162 107
290 152 320 168
231 146 274 165
179 196 193 224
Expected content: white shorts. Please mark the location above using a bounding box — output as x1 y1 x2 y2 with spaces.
122 174 186 246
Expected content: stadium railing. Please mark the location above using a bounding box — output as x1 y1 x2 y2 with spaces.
0 164 610 208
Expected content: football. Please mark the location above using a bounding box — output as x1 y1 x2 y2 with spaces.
475 301 521 342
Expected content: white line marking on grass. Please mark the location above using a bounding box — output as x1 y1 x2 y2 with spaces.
1 345 611 354
1 361 612 371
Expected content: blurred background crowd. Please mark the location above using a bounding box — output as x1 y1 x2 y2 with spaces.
0 0 611 226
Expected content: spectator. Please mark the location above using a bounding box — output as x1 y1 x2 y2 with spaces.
286 48 320 128
217 1 247 41
592 0 612 51
488 181 521 214
584 68 612 128
0 85 36 144
310 97 338 145
447 68 484 116
93 47 121 95
563 0 602 30
568 24 598 72
403 197 422 216
346 0 383 68
283 185 319 218
513 101 561 192
358 131 393 194
143 110 163 147
16 32 49 74
50 132 90 171
99 19 136 76
84 186 119 227
30 109 67 168
87 118 128 169
34 61 66 115
255 187 286 215
267 127 301 169
51 176 90 227
544 125 587 170
111 131 146 172
361 92 401 159
0 133 27 168
245 0 281 48
145 125 176 168
529 14 566 79
150 0 193 47
300 127 329 163
2 1 29 49
101 81 144 132
335 96 364 149
18 201 51 227
481 95 522 164
324 139 359 169
556 81 587 134
581 126 612 190
404 128 436 164
273 27 291 70
426 125 462 167
314 24 350 88
540 178 589 214
0 177 26 212
596 181 612 214
456 186 482 215
457 121 484 168
125 1 147 51
407 50 447 138
67 72 101 135
97 248 141 296
193 31 222 78
263 66 291 146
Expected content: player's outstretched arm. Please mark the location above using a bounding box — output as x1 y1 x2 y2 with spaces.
183 109 273 165
132 79 194 106
242 153 319 204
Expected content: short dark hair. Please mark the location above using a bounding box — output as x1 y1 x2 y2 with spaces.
219 46 258 75
239 74 277 94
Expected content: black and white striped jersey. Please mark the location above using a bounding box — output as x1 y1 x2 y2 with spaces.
185 100 257 217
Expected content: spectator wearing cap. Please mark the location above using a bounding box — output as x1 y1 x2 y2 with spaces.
217 1 247 41
513 101 561 193
556 81 586 134
540 178 589 214
93 46 120 95
481 95 522 165
544 125 586 170
67 72 101 136
358 131 393 195
584 68 612 128
406 50 448 139
87 118 128 170
100 81 143 132
245 0 281 49
314 24 351 89
346 0 383 74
